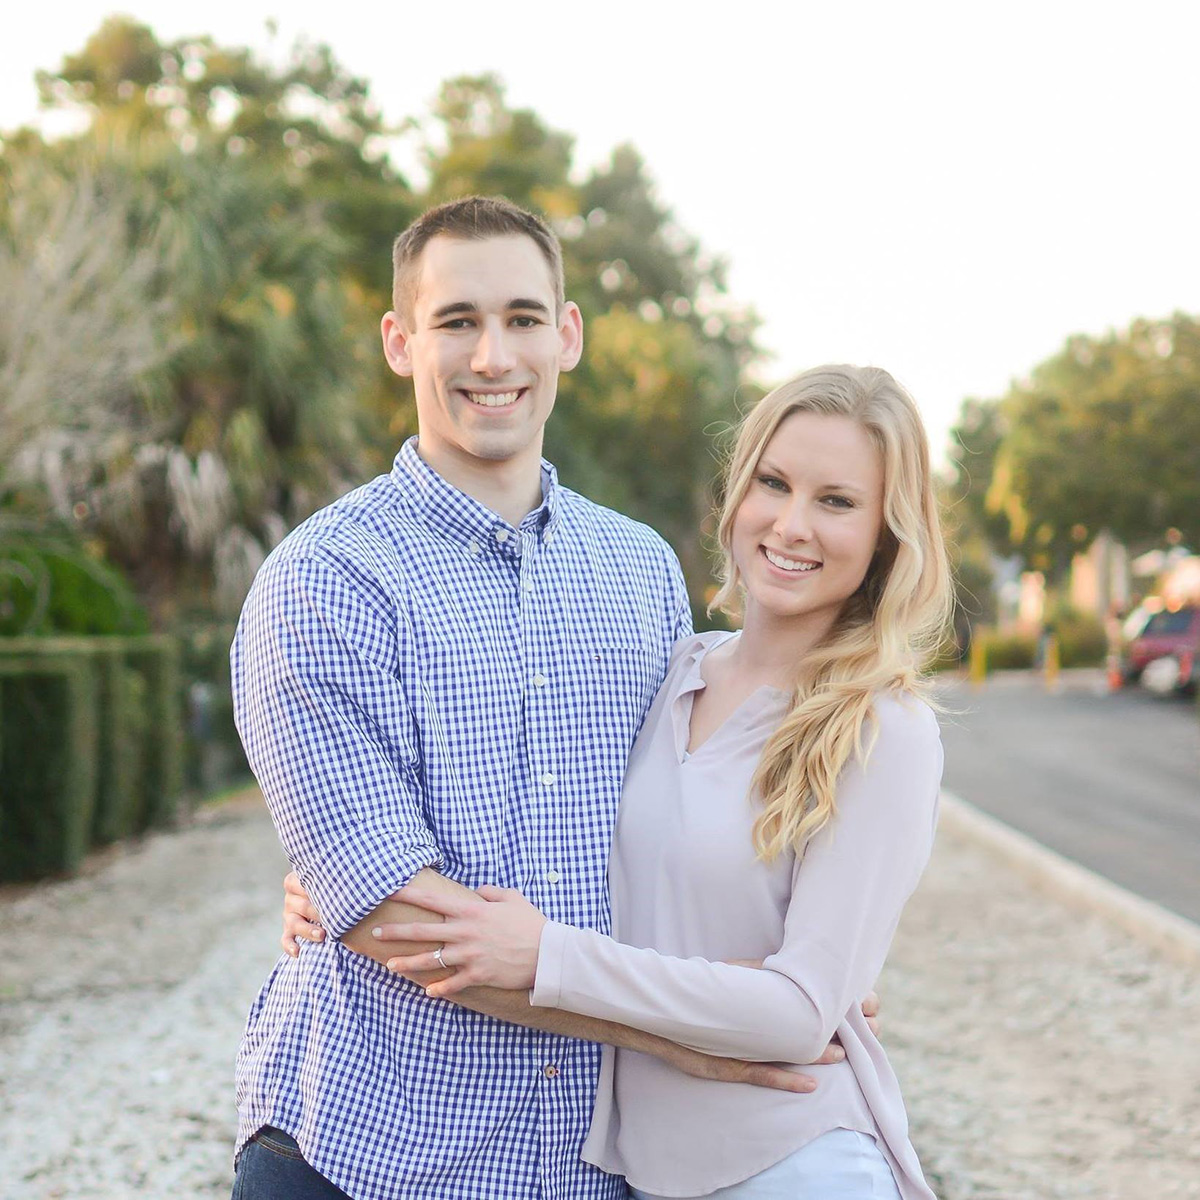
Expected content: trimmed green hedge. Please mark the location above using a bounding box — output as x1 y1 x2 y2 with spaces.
0 635 186 881
123 636 184 829
0 656 98 879
978 631 1038 670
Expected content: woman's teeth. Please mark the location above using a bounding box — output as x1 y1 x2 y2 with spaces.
764 548 819 572
466 390 521 407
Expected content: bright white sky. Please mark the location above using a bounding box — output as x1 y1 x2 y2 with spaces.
5 1 1198 466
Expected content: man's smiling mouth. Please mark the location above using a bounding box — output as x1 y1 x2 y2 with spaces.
463 389 525 408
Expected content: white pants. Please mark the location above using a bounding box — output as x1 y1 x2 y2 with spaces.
628 1128 903 1200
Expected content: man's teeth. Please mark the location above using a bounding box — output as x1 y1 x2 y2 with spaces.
764 549 820 572
466 390 521 407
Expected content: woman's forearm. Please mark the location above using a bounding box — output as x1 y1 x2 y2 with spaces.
449 983 818 1093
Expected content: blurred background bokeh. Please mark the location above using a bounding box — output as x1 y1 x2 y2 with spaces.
1 6 1197 880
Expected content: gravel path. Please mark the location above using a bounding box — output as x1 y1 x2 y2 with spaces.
2 790 1197 1199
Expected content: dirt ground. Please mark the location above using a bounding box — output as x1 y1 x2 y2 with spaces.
1 789 1197 1199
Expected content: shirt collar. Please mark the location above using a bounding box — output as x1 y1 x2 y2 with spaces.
389 437 562 549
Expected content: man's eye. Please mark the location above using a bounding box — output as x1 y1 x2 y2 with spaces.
440 318 474 330
511 316 541 328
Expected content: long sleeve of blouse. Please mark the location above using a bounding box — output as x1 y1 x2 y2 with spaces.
531 695 942 1064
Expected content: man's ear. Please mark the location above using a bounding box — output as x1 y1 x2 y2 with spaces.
381 311 414 378
557 301 584 373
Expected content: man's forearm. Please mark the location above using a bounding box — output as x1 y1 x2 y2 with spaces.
339 870 815 1092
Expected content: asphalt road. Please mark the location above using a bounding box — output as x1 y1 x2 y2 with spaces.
935 671 1200 924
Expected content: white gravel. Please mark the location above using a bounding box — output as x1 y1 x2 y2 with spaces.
1 789 1197 1199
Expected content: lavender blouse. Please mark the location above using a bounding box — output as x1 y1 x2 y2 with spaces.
531 631 942 1198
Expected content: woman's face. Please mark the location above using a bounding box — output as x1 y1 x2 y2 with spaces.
731 410 885 636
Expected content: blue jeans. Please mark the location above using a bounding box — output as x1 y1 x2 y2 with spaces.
629 1129 903 1199
232 1126 351 1199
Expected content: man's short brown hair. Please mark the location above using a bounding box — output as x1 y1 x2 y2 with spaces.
391 195 566 323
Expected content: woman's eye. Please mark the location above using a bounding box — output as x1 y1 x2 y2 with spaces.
823 495 854 509
757 475 787 491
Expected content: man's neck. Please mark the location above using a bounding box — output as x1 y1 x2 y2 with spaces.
415 439 546 528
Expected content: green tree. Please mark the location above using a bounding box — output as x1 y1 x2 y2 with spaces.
949 313 1200 576
31 14 416 299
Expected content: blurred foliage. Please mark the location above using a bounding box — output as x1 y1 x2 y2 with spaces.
1045 606 1108 668
948 313 1200 578
2 19 759 626
0 520 149 637
976 630 1038 671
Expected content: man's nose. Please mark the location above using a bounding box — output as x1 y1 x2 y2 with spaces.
471 318 517 375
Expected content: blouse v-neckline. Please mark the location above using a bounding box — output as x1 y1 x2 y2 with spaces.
675 633 789 764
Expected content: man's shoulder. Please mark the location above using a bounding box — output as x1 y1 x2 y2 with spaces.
247 473 412 616
264 473 404 570
557 486 680 569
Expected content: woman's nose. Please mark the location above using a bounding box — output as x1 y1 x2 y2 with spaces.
773 500 813 543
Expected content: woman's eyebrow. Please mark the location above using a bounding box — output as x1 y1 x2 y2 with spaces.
757 459 867 494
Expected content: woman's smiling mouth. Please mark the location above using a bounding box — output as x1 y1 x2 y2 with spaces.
762 547 822 573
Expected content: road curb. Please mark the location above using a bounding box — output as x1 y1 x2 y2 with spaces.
938 790 1200 971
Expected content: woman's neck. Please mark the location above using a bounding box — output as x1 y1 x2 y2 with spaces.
727 602 838 692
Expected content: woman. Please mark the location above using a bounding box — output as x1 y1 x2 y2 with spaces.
284 365 951 1199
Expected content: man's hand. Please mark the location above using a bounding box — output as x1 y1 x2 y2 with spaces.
862 989 881 1039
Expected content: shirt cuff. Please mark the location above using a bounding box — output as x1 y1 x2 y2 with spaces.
530 920 572 1008
300 825 445 937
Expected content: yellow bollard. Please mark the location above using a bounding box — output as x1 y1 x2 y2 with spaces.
969 636 987 688
1044 634 1060 691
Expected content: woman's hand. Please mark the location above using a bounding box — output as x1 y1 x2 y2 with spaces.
372 883 547 999
281 871 324 956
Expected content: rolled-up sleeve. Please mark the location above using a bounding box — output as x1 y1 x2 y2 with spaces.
232 550 443 936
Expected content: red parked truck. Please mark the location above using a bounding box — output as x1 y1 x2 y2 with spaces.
1123 604 1200 694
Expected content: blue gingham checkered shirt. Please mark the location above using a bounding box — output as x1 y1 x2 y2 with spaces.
232 437 692 1199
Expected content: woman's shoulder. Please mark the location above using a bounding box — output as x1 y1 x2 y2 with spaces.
666 629 735 671
869 689 941 741
859 689 944 781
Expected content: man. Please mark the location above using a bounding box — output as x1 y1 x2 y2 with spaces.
231 196 845 1200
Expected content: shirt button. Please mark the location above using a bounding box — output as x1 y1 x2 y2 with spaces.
540 772 556 787
545 869 561 884
521 579 534 593
543 1064 560 1079
543 530 554 545
532 673 548 688
466 540 481 556
494 529 510 543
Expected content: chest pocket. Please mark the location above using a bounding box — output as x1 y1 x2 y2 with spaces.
576 642 664 781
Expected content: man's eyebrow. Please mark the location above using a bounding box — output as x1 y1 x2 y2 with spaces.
431 302 479 320
429 298 552 321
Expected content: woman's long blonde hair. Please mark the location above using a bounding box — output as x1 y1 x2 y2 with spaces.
709 365 952 861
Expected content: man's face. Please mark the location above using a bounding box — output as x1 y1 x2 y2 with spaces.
382 234 582 478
